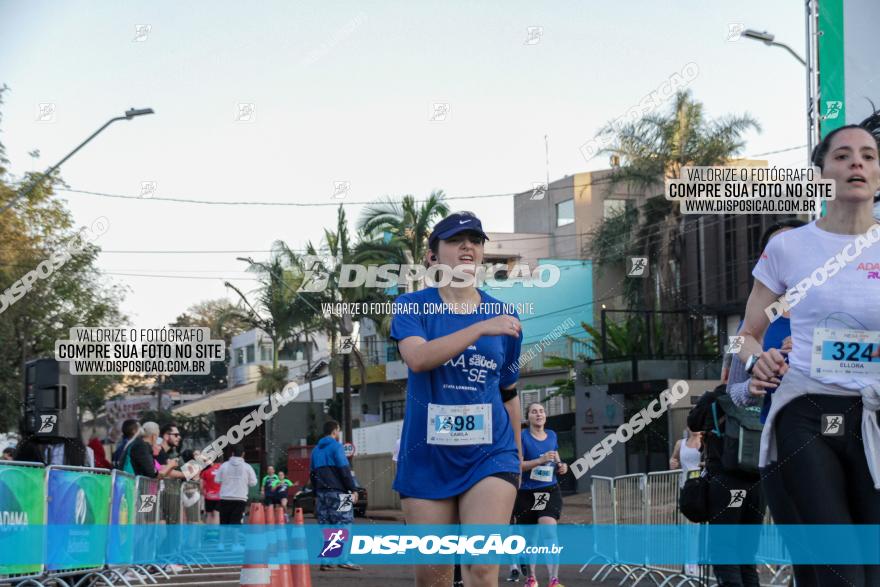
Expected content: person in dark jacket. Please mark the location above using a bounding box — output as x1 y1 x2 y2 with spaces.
310 420 361 571
122 422 159 478
688 384 764 587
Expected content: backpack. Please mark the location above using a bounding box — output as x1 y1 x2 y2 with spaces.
712 393 763 475
119 439 137 475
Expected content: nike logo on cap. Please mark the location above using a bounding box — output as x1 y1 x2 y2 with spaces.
459 220 471 224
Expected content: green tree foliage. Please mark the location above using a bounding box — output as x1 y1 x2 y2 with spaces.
0 86 126 433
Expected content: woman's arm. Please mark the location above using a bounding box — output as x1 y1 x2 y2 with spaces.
521 452 554 472
737 280 789 390
669 439 682 470
503 392 522 463
397 315 521 373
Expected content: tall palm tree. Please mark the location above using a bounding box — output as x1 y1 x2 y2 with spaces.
588 90 760 312
224 245 304 462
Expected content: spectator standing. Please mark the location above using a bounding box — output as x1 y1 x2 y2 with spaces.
201 456 223 524
310 420 361 571
215 444 256 525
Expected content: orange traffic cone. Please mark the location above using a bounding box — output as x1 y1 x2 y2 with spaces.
273 506 294 587
265 501 283 587
240 503 271 586
289 508 312 587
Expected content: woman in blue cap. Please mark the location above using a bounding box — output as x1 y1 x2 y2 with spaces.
390 211 524 587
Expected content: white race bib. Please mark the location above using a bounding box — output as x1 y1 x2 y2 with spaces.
811 328 880 377
427 403 492 445
530 464 554 483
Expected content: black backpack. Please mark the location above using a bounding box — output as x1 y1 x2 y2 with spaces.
712 393 763 475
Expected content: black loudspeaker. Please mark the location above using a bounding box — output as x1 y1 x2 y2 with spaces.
22 358 79 439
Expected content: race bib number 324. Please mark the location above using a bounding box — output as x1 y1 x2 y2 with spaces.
811 328 880 377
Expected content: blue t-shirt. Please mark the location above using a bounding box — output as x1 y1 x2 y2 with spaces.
520 429 558 490
390 287 522 499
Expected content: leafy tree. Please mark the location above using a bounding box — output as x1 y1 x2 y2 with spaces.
161 299 251 395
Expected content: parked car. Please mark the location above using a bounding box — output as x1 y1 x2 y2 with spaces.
292 482 367 517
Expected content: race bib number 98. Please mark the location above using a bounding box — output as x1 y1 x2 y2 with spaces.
811 328 880 377
530 464 554 483
427 403 492 445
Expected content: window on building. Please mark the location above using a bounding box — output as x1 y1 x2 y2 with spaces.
260 344 273 362
382 399 405 422
520 390 542 417
364 335 379 364
544 388 564 417
556 199 574 227
235 348 244 366
724 214 738 300
603 199 627 219
246 345 255 364
746 214 763 262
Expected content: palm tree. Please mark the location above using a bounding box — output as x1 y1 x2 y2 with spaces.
588 90 760 312
357 191 449 291
224 245 304 462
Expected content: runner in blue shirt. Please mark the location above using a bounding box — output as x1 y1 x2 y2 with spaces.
391 212 524 587
515 402 568 587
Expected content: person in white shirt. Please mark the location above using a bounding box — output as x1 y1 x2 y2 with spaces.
214 444 257 525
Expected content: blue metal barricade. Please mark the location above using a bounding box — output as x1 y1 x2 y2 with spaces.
0 461 47 585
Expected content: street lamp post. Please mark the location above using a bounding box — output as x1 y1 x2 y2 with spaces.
742 29 806 65
1 107 155 214
741 28 818 218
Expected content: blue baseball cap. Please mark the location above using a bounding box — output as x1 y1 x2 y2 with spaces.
429 213 490 246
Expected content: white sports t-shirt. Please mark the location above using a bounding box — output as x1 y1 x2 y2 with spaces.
752 221 880 390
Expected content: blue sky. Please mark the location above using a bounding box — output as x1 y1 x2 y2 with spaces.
0 1 807 327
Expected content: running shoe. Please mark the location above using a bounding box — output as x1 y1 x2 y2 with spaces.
506 567 521 582
319 564 334 571
548 578 564 587
524 576 539 587
337 563 362 571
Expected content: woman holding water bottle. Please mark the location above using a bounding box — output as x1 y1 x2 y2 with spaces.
737 124 880 586
513 402 568 587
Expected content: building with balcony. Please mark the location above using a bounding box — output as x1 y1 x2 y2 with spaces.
228 328 330 387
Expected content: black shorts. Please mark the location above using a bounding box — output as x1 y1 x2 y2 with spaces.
218 499 247 525
513 484 563 523
204 499 220 513
399 472 520 500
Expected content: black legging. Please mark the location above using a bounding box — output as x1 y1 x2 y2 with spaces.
706 470 764 587
774 395 880 586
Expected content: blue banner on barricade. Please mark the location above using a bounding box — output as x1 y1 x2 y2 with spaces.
0 461 46 580
107 470 136 566
45 466 111 572
0 524 879 566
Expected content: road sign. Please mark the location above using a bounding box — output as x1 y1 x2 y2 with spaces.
343 442 356 458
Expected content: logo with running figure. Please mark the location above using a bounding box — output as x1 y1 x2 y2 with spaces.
320 528 349 558
38 415 57 433
337 493 354 512
138 495 157 513
727 489 746 508
532 492 550 511
822 414 844 436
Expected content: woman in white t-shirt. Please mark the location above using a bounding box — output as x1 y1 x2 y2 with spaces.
737 125 880 586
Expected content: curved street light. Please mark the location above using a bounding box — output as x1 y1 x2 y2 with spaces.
1 107 155 214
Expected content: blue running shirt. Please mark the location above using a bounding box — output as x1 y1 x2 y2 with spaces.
520 429 558 490
390 287 522 499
